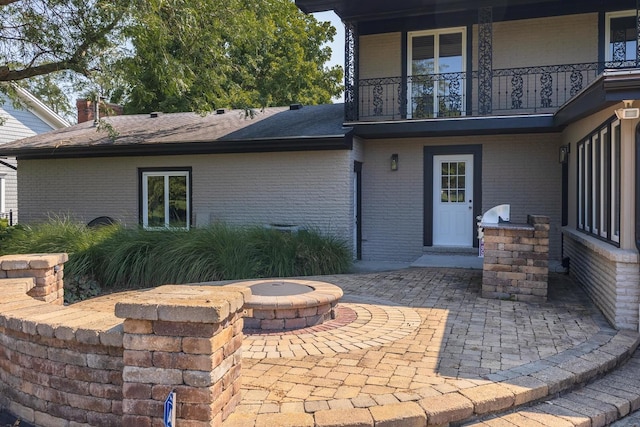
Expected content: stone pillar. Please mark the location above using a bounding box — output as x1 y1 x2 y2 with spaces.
0 253 68 305
115 285 249 427
482 215 549 302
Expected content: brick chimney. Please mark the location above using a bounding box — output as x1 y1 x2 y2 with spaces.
76 99 124 124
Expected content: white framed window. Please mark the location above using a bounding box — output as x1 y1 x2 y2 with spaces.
140 168 191 229
605 10 637 65
407 27 467 118
577 118 620 245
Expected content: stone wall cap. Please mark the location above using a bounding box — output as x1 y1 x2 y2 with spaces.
115 285 246 323
481 222 534 231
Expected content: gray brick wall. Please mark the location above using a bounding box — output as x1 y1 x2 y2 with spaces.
17 151 355 252
563 229 640 331
360 134 562 261
482 134 562 260
489 13 598 69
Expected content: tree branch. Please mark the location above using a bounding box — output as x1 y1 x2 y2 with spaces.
0 0 21 5
0 61 85 81
0 4 128 82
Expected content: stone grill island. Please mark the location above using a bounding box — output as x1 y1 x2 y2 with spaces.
481 215 550 302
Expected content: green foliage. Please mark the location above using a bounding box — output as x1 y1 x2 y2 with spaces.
121 0 343 113
2 0 342 119
0 219 352 302
0 219 16 243
0 216 118 293
0 0 129 82
64 275 101 304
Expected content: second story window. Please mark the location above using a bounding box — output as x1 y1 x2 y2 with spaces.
408 28 466 118
606 11 638 66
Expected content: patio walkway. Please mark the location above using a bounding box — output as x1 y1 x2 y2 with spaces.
223 267 640 427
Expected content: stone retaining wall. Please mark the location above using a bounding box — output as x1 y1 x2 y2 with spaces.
0 253 67 305
481 215 550 302
0 254 248 427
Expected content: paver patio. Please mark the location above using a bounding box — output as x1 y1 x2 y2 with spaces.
222 267 640 426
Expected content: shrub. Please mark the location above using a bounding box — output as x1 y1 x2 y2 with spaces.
0 219 352 301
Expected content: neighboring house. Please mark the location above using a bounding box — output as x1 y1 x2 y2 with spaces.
2 0 640 330
0 87 70 224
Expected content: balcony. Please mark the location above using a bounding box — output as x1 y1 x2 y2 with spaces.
351 62 631 122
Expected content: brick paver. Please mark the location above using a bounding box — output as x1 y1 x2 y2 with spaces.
68 267 640 426
223 268 640 426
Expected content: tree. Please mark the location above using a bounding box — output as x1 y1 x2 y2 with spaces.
121 0 342 113
0 0 342 115
0 0 129 82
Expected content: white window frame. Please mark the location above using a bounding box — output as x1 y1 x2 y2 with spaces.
407 26 467 118
141 170 190 230
605 10 637 63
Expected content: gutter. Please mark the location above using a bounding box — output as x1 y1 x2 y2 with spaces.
4 134 354 160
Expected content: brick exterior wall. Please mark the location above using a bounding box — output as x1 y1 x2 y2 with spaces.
17 150 355 255
360 134 562 261
0 254 249 426
481 215 550 302
563 229 640 331
16 136 560 263
489 13 598 69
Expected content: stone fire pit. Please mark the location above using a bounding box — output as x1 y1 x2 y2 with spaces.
226 279 343 330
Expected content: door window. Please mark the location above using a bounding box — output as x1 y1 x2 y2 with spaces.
440 161 466 203
408 28 466 118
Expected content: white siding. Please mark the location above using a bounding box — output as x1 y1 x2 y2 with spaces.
0 96 61 223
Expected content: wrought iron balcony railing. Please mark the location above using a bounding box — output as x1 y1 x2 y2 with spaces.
352 62 622 122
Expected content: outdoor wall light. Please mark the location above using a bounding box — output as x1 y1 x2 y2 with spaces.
391 154 399 171
615 100 639 120
559 144 570 164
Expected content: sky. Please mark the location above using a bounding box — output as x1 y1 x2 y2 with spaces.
313 11 345 101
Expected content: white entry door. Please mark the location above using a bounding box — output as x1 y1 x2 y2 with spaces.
433 154 474 246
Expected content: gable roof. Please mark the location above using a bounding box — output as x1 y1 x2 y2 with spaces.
0 86 70 146
0 103 352 159
11 86 71 130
